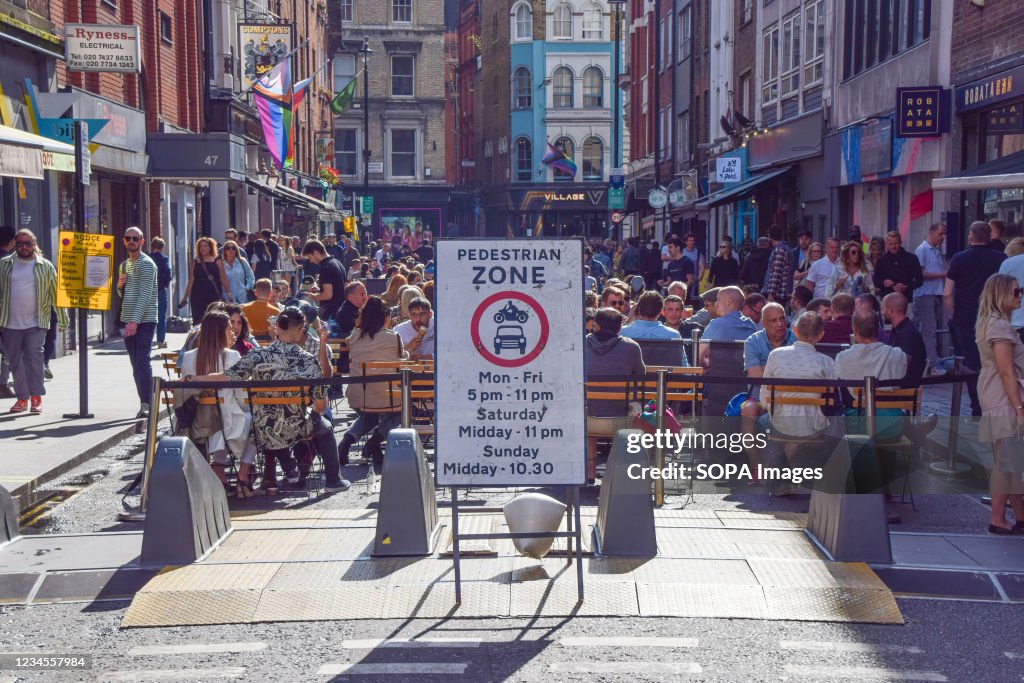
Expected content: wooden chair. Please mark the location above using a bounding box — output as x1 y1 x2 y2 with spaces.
244 385 323 497
160 352 181 379
851 385 922 509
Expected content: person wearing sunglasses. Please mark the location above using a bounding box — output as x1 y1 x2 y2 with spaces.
118 227 159 418
0 229 67 414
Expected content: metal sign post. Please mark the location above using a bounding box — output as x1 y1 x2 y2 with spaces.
436 239 586 604
63 121 95 419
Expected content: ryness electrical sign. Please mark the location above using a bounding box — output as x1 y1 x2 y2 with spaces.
64 24 140 73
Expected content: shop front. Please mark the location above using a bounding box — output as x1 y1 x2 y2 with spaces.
934 63 1024 240
361 186 451 250
39 89 148 341
495 185 610 239
825 111 944 249
740 111 829 243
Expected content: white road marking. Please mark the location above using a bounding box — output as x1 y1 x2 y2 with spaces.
1006 651 1024 660
341 638 482 649
780 640 925 655
318 663 468 675
783 664 947 681
559 636 699 648
549 662 702 675
99 667 246 681
127 642 266 656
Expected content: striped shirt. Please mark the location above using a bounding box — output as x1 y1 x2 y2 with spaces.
119 253 159 324
0 253 68 329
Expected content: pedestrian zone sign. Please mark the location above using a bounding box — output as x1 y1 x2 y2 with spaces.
435 239 585 486
56 231 114 311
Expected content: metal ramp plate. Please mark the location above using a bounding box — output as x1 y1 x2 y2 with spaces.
119 508 903 627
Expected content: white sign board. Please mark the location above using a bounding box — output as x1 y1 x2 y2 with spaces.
436 239 585 486
368 161 384 174
716 157 741 183
65 24 141 73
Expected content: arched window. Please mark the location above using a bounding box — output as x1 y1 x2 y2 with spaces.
513 3 532 40
553 3 573 39
513 67 532 109
582 66 603 108
515 138 532 182
582 136 603 180
553 137 575 182
552 66 574 108
582 3 603 39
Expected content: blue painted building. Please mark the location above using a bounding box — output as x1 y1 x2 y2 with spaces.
482 0 621 237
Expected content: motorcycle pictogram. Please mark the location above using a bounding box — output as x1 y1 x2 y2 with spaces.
493 301 530 324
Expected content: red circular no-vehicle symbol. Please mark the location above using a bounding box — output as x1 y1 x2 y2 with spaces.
470 291 549 368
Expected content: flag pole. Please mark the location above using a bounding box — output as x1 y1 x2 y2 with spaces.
242 37 311 95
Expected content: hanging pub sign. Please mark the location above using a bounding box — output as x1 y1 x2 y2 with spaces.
895 86 950 138
238 23 292 90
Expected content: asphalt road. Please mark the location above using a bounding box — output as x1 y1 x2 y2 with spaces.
4 428 1020 682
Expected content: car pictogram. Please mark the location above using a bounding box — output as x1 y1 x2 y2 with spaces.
493 325 527 355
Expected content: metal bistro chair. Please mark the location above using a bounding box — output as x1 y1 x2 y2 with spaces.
851 385 923 510
584 376 651 483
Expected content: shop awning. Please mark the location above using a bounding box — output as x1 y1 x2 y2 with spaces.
931 150 1024 191
696 165 792 209
275 183 342 218
0 124 75 178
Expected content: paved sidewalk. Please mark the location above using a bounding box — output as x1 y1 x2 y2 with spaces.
0 332 186 510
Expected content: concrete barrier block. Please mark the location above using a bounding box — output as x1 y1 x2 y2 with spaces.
594 429 657 557
0 485 18 546
373 429 439 556
807 435 893 564
141 436 232 566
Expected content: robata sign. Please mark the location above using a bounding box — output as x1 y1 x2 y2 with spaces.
435 240 585 486
64 24 140 73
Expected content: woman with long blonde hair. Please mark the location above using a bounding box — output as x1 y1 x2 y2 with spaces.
827 240 874 297
975 273 1024 534
277 235 297 294
381 273 407 308
179 237 230 324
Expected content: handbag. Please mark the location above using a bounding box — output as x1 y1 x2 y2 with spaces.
632 400 682 434
174 395 199 430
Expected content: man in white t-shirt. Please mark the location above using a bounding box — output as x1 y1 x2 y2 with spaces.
805 236 841 298
393 296 434 360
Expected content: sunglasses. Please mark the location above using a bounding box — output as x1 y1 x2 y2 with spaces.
14 241 34 247
607 300 624 307
224 246 237 252
123 235 142 242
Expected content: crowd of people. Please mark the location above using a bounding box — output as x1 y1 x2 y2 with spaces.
2 218 1022 532
583 219 1023 532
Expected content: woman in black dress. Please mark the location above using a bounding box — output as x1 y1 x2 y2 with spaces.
707 240 740 287
250 239 275 281
178 237 229 325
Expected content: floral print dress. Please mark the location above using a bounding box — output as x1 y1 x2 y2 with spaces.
222 341 326 450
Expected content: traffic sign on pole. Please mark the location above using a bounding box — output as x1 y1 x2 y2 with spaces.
610 210 624 224
608 187 625 209
435 239 585 487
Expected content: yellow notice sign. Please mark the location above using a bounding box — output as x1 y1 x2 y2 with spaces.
56 231 114 311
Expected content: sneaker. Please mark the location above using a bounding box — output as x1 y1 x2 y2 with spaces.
9 399 28 413
30 396 42 414
43 364 53 380
325 479 351 493
136 404 150 418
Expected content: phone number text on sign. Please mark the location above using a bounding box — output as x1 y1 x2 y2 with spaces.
435 240 585 487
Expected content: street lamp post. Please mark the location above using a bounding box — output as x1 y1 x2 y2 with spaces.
608 0 626 243
359 36 373 246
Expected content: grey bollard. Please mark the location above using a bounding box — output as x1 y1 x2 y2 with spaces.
807 435 893 564
373 428 439 556
594 429 657 557
141 437 232 565
0 485 19 546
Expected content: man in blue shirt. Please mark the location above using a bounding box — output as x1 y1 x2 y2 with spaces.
622 291 685 341
744 302 795 379
699 286 758 366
